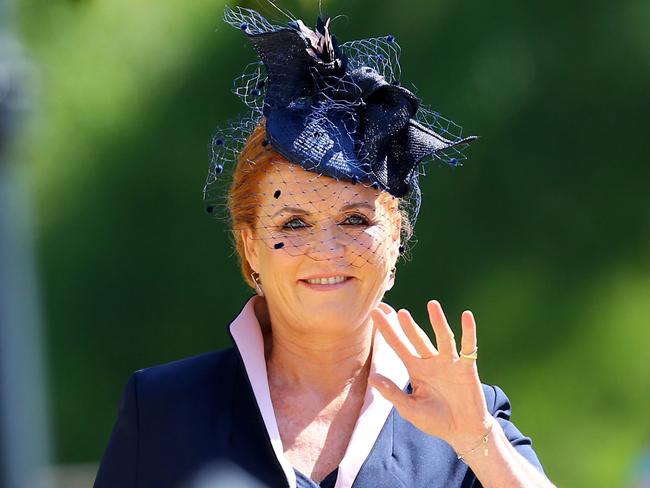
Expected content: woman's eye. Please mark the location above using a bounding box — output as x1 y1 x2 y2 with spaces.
283 217 309 230
341 214 369 226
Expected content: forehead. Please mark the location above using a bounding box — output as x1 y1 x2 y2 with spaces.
257 161 387 211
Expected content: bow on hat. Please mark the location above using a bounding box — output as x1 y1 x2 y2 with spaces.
240 15 477 198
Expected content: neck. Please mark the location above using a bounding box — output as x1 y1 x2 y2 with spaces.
257 300 374 400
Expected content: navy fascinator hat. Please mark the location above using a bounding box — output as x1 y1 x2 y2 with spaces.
204 5 477 232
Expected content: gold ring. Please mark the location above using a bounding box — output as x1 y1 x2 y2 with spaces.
460 347 478 360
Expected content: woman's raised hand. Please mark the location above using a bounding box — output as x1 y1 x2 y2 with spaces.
369 300 494 453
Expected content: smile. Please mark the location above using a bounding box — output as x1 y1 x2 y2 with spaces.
304 276 349 285
299 275 354 291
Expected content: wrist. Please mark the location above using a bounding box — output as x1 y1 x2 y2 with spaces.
450 416 499 458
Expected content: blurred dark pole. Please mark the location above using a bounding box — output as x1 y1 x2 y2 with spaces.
0 0 51 486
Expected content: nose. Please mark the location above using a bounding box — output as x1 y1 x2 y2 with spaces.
305 221 349 262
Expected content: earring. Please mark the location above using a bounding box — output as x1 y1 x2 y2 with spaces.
251 271 264 297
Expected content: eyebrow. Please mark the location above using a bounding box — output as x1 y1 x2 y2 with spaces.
272 202 376 218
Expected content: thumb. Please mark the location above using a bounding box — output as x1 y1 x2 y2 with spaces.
369 373 411 415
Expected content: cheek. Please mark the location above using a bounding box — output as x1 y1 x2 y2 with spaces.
257 245 302 281
348 224 395 268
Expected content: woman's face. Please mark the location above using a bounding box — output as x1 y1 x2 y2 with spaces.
242 161 401 335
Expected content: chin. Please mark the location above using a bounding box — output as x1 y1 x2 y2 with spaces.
298 301 367 329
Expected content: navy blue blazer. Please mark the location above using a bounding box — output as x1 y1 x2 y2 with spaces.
94 347 545 488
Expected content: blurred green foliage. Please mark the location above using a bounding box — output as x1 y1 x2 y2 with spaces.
14 0 650 486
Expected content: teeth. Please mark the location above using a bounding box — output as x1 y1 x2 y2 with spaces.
305 276 348 285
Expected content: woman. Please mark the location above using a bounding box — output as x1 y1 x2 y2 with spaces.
94 6 555 488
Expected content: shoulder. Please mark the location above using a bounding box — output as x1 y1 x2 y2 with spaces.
480 383 545 471
481 383 514 419
131 347 240 405
96 348 248 487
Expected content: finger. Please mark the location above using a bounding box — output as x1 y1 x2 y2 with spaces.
372 308 415 366
460 310 478 363
427 300 459 358
377 302 395 315
368 373 412 414
397 309 438 358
